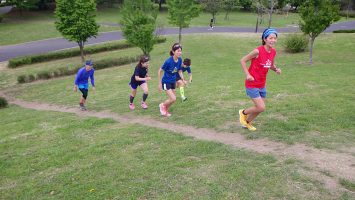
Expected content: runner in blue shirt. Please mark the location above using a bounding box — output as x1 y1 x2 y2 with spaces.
74 60 96 111
176 58 192 101
129 56 151 110
158 43 185 117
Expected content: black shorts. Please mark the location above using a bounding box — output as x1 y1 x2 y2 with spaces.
162 82 176 90
79 88 88 99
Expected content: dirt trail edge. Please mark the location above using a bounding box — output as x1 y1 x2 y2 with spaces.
1 91 354 193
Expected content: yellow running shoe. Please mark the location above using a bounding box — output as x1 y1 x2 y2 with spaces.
245 123 257 131
239 109 248 126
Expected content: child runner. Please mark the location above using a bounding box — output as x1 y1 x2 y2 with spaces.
129 56 151 110
239 28 282 131
74 60 96 111
176 58 192 101
158 43 185 117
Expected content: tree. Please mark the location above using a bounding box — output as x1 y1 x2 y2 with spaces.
55 0 99 62
223 0 238 20
239 0 253 10
121 0 158 56
299 0 340 64
199 0 224 25
7 0 39 15
252 0 267 32
167 0 201 43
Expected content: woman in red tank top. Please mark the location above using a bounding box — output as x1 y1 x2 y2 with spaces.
238 28 282 131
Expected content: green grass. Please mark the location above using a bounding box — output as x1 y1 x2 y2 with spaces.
0 106 337 199
7 33 355 151
3 7 353 46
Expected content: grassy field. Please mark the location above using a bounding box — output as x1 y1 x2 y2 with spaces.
0 7 314 46
1 33 354 199
0 106 338 199
6 33 355 149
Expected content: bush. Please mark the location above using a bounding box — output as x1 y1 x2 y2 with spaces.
0 97 8 109
17 55 141 84
284 34 309 53
333 29 355 33
17 75 27 83
8 37 166 68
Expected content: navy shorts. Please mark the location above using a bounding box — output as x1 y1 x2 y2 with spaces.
130 81 145 90
162 82 176 90
246 87 267 98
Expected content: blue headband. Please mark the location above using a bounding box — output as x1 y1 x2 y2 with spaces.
262 28 278 39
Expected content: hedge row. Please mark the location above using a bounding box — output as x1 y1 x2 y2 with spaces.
17 55 142 84
9 37 166 68
333 29 355 33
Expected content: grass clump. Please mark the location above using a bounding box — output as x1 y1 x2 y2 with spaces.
284 34 309 53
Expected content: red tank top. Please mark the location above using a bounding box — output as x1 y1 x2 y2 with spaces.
245 45 276 88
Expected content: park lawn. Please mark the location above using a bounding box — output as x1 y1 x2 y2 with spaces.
0 46 142 90
0 7 305 46
0 105 342 199
7 33 355 152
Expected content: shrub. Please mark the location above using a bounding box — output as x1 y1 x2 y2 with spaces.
37 71 51 80
17 75 27 83
333 29 355 33
0 15 3 23
0 97 8 109
284 34 309 53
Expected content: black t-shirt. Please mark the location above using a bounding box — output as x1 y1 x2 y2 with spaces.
130 65 148 84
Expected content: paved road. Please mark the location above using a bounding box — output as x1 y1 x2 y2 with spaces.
1 20 354 62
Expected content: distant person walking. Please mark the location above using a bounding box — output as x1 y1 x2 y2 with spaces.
129 56 151 110
74 60 96 111
209 18 214 30
158 43 185 117
239 28 282 131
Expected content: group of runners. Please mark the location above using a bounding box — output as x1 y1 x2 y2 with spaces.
73 28 282 131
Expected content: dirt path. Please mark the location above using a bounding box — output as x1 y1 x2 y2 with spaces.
1 91 354 194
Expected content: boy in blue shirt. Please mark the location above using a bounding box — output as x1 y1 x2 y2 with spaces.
74 60 96 111
176 58 192 101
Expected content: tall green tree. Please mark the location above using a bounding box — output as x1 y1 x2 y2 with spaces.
223 0 238 20
8 0 39 15
55 0 99 62
121 0 158 56
299 0 340 64
167 0 201 43
199 0 224 25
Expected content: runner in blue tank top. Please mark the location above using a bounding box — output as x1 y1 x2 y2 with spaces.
158 43 186 117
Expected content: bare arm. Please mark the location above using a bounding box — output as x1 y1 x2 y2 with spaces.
270 64 282 74
240 49 259 81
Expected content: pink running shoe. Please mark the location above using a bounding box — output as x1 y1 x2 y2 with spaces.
165 111 172 117
129 103 135 110
141 101 148 109
159 103 166 115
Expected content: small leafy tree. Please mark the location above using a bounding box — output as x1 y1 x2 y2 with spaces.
167 0 201 43
299 0 340 64
55 0 99 62
199 0 224 25
239 0 253 10
253 0 267 32
223 0 238 20
7 0 39 15
121 0 158 56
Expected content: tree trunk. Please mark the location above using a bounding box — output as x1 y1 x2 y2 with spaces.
178 26 182 44
255 15 259 33
159 0 162 11
268 0 274 28
78 41 85 63
309 37 315 64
